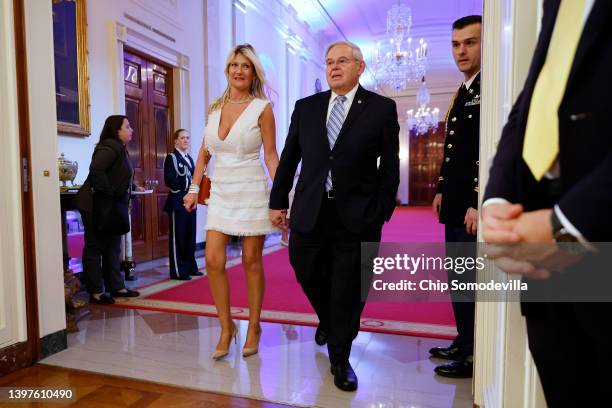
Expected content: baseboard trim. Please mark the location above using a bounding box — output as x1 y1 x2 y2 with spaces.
39 329 67 359
0 341 33 376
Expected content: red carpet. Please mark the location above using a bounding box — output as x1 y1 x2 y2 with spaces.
115 207 456 339
381 206 444 242
67 232 84 259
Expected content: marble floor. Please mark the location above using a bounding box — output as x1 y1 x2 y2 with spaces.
51 233 471 407
41 307 472 408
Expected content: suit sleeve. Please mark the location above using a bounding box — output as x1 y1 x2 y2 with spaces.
557 153 612 241
435 152 448 194
483 90 525 203
270 101 302 209
163 154 182 191
377 99 400 222
89 146 118 197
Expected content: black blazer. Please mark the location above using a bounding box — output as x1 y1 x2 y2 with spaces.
163 149 194 213
484 0 612 242
74 138 133 214
436 73 480 225
270 85 400 234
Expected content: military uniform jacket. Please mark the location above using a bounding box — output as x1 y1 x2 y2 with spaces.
436 73 480 225
163 149 194 213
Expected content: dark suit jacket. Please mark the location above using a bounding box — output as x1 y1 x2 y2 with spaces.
270 85 400 234
74 138 133 214
484 0 612 242
163 149 194 213
437 73 480 225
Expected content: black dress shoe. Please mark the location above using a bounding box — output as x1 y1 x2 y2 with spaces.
89 293 115 305
330 362 358 391
434 356 473 378
429 344 464 360
190 271 204 276
315 325 328 346
111 288 140 298
172 275 192 281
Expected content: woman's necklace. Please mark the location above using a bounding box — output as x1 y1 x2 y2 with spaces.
227 95 253 104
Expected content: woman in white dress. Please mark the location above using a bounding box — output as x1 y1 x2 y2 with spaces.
184 44 280 359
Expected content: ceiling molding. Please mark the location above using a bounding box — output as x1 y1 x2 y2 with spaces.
247 0 326 66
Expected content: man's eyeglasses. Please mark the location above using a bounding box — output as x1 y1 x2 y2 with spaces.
325 57 358 68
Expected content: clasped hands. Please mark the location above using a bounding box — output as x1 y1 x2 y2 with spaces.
269 209 288 231
483 203 581 279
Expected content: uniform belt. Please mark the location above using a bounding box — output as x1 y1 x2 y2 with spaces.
325 189 336 199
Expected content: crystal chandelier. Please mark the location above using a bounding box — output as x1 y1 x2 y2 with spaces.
371 0 428 92
407 78 439 135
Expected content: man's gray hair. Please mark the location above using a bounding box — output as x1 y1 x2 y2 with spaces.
325 41 364 61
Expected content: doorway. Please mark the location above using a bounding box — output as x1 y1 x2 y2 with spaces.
408 124 445 206
123 49 174 262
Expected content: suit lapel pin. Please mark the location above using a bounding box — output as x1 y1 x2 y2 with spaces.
357 100 362 104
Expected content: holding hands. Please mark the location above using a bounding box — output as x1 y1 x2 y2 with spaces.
269 209 288 231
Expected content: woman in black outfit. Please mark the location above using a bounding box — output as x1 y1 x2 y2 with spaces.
74 115 141 304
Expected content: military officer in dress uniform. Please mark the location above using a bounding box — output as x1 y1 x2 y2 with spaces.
163 129 202 280
429 15 482 378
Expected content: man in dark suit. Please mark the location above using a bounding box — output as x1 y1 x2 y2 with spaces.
163 129 202 280
429 15 481 378
483 1 612 405
270 41 399 392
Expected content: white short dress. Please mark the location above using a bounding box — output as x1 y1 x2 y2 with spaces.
204 98 277 236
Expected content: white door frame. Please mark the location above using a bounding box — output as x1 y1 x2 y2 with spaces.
475 1 546 406
0 0 28 351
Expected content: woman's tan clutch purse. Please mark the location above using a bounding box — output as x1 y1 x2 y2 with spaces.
197 150 211 205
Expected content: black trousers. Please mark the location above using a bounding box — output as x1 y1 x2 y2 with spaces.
168 209 198 279
445 225 476 355
80 210 125 294
289 197 382 365
526 303 612 407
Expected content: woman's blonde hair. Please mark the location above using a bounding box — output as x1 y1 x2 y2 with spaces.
208 44 268 113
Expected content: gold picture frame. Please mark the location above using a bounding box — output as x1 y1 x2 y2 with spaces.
52 0 90 136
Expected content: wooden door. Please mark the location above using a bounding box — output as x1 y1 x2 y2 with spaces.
123 50 172 262
409 123 445 206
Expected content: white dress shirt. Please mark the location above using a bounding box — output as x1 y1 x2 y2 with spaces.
463 71 480 90
326 83 359 124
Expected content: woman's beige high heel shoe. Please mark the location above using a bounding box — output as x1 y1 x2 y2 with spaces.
212 322 237 360
242 325 262 358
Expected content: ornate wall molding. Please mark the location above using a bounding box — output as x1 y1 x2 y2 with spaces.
240 0 322 66
115 21 180 67
113 20 191 131
129 0 181 30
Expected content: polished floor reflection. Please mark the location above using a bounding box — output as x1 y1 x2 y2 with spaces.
41 308 472 407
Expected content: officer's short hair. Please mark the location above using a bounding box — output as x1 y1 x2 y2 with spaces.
452 15 482 30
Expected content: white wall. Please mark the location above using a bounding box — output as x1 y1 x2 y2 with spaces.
56 0 207 242
205 0 326 158
19 0 210 337
24 0 66 337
